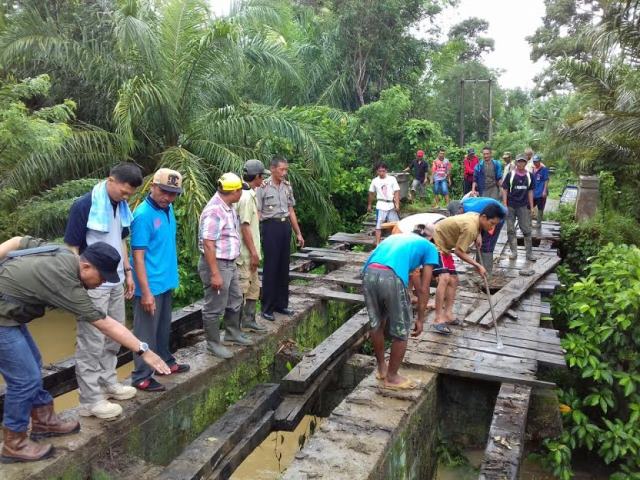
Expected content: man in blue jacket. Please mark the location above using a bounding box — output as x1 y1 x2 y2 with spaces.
471 146 503 200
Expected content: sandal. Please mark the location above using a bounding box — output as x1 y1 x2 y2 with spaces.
446 318 463 326
381 378 419 391
432 323 452 335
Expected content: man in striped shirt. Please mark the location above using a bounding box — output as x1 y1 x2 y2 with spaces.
198 173 252 359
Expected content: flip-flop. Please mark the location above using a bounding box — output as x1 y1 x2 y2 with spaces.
432 323 452 335
446 318 463 326
381 378 419 391
375 371 386 381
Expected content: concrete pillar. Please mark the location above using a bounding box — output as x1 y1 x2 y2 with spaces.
575 175 599 221
391 172 410 200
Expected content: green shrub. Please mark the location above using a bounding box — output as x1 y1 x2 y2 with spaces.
546 244 640 479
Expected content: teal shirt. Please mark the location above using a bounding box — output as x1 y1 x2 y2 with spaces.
363 233 440 286
130 196 179 296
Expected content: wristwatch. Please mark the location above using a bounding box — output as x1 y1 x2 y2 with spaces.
137 342 149 355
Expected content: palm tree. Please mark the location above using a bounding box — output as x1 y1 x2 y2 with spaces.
0 0 335 250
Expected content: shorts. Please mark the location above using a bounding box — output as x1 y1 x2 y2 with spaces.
433 252 457 276
534 196 547 211
375 208 400 229
362 267 412 341
433 179 449 196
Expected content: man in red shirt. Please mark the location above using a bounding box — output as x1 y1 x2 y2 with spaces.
463 148 479 194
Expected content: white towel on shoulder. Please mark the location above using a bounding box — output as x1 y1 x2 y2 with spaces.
86 180 133 232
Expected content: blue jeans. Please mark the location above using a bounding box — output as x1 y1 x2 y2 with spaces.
0 325 53 431
433 179 449 196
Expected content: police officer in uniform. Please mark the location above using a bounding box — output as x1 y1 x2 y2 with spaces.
0 236 169 463
256 156 304 321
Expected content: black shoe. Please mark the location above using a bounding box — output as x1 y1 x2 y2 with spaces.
275 308 295 316
134 378 166 392
261 312 275 321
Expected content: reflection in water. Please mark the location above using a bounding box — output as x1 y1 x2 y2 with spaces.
0 309 134 411
230 415 322 480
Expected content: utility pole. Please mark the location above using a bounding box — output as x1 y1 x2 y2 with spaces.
458 79 494 146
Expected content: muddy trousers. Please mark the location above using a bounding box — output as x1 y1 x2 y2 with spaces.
76 284 125 405
0 325 53 431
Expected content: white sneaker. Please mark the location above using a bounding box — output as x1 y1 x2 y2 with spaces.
79 400 123 419
103 383 137 401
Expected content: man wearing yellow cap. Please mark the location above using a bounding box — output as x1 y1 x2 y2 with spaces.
198 172 253 359
130 168 190 392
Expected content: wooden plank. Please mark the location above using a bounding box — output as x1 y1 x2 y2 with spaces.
479 383 532 480
158 384 280 480
413 332 565 368
328 232 376 246
282 309 369 393
403 349 554 389
275 349 348 431
466 256 561 326
307 287 364 304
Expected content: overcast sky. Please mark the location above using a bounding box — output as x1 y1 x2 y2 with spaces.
208 0 547 90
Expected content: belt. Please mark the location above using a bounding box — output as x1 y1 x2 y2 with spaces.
368 263 391 271
216 258 237 263
378 199 394 203
262 217 290 223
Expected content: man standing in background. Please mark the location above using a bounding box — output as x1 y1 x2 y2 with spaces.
502 154 536 262
257 157 305 322
501 152 514 180
367 162 400 246
472 146 503 200
403 150 429 201
431 147 451 207
130 168 190 392
463 148 478 195
237 160 270 333
65 163 142 419
532 155 549 228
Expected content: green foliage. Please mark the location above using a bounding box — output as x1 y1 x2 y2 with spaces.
548 244 640 478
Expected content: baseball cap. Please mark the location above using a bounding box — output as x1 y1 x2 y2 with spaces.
218 172 242 192
243 159 270 176
502 151 512 159
153 168 183 193
467 148 475 154
416 150 425 158
533 155 541 162
83 242 121 283
516 154 527 163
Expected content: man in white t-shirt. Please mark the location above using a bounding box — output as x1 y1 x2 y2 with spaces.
367 162 400 245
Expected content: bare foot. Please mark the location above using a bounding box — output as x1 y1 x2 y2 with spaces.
376 363 388 381
427 302 436 310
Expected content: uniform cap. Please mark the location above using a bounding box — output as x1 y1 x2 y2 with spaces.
416 150 425 158
502 151 512 159
467 148 475 154
83 242 121 283
218 172 242 192
153 168 183 193
533 154 541 162
243 159 270 176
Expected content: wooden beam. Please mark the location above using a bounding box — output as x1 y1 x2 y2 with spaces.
479 383 532 480
307 287 364 304
282 309 369 393
158 384 280 480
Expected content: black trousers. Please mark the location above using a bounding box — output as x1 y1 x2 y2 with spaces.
261 219 291 314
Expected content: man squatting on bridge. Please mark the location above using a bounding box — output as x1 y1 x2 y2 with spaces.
362 229 440 390
64 163 143 420
198 172 255 359
431 205 506 335
0 237 169 463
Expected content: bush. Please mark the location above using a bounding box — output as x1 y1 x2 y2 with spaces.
546 244 640 479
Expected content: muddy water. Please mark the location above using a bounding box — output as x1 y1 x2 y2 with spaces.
230 415 323 480
0 309 134 411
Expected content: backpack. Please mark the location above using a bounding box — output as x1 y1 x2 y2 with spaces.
508 170 532 191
